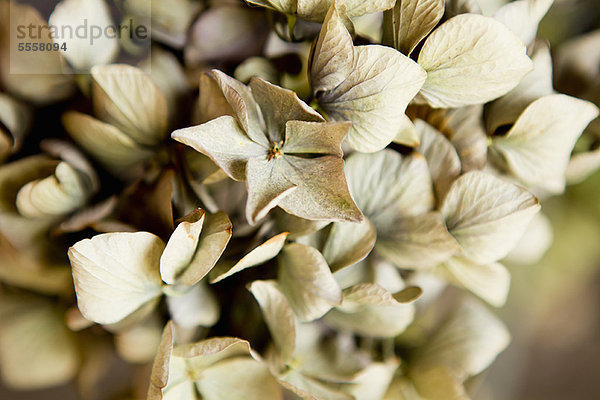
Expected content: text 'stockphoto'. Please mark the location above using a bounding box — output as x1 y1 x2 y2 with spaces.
0 0 599 399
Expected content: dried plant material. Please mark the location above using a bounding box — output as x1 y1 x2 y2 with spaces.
386 0 445 56
324 283 416 337
173 73 362 224
279 242 342 321
415 119 461 203
310 4 426 152
0 294 79 389
441 171 540 265
416 14 533 108
494 0 554 45
0 2 75 104
438 256 511 307
68 209 231 325
486 42 554 134
1 0 598 397
413 299 511 380
49 0 119 71
91 64 168 146
210 232 288 283
69 232 165 325
491 95 599 194
246 0 396 22
185 5 269 66
0 94 29 161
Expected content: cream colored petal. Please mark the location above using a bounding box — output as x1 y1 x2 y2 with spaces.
444 105 488 172
441 171 540 264
309 3 355 94
68 232 164 324
148 322 174 400
248 280 297 364
62 111 154 176
172 116 266 181
491 94 600 193
49 0 119 71
245 157 298 225
279 243 342 321
196 357 282 400
415 119 461 204
417 14 532 108
376 212 459 269
325 283 415 337
395 0 445 56
494 0 553 45
166 282 220 328
276 155 363 223
250 77 323 142
345 150 434 222
210 232 288 283
0 295 78 390
439 256 510 307
486 42 554 134
175 212 232 287
208 69 267 146
392 114 420 147
414 298 510 379
91 64 168 146
16 161 92 218
318 45 426 152
283 120 349 157
160 210 205 284
322 218 376 272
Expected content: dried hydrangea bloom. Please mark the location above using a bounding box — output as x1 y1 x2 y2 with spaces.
68 209 231 326
62 64 169 178
172 70 362 224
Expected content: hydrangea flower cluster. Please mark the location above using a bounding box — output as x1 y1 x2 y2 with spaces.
0 0 598 399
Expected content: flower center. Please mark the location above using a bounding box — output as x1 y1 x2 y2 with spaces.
268 141 284 161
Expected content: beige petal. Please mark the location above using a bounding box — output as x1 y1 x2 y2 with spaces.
415 119 461 204
312 5 426 152
0 295 79 390
250 77 324 142
414 299 510 379
210 232 288 283
91 64 168 146
417 14 532 108
283 120 349 157
68 232 165 324
441 171 540 264
393 0 445 56
62 111 154 176
172 116 266 181
279 243 342 321
196 357 282 400
376 212 459 269
325 283 415 337
174 212 232 287
439 256 511 307
491 94 599 193
166 282 220 328
322 218 376 272
486 42 554 134
248 280 297 364
276 155 363 223
49 0 119 71
494 0 553 45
